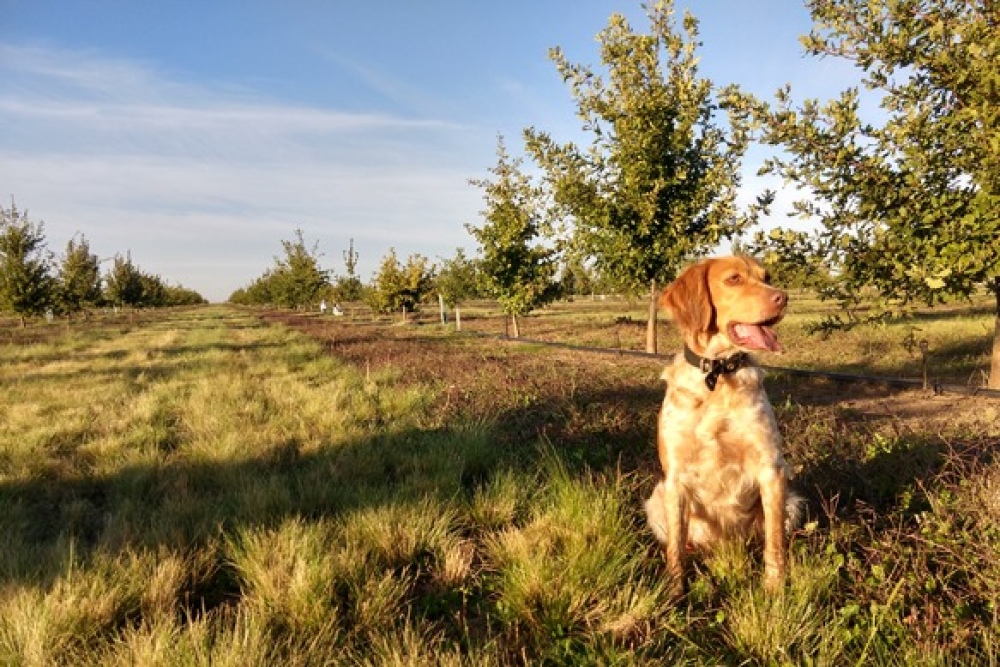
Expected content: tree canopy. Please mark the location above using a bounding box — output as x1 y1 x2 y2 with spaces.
104 253 145 309
0 202 54 326
435 248 481 309
57 235 103 317
749 0 1000 387
467 135 559 338
524 0 761 352
333 238 365 302
231 229 329 309
368 248 434 316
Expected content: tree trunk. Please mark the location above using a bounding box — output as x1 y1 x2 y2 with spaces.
438 294 446 324
511 313 520 338
990 277 1000 390
645 278 658 354
455 307 462 332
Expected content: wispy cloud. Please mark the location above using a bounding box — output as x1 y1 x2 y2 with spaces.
0 44 488 300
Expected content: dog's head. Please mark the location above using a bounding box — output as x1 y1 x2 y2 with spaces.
660 256 787 357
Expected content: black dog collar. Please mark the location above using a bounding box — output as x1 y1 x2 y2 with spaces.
683 346 748 391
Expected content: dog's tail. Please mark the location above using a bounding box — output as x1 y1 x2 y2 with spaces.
785 491 805 536
644 480 669 545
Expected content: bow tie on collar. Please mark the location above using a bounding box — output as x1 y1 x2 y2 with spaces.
683 346 749 391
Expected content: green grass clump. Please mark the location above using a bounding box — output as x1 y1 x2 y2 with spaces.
483 455 675 662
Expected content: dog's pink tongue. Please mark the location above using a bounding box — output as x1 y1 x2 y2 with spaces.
733 324 782 352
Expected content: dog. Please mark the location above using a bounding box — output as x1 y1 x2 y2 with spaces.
644 255 802 594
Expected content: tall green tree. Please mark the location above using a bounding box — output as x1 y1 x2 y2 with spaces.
104 252 145 310
435 248 481 328
524 0 761 352
0 202 54 327
751 0 1000 388
558 252 597 299
271 229 330 310
369 248 433 317
139 272 167 307
467 135 559 338
57 234 103 318
436 248 480 308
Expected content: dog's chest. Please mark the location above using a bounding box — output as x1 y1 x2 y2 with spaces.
659 366 784 498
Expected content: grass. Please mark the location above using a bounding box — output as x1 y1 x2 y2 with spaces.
1 301 999 664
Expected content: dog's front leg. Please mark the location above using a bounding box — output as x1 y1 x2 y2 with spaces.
645 477 688 598
662 478 688 597
759 465 788 590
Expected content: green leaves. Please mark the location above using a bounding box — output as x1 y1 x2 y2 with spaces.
755 0 1000 308
58 235 102 315
104 252 144 308
435 248 480 308
748 0 1000 386
272 229 331 310
235 229 330 309
369 248 433 315
524 0 752 296
467 135 560 322
0 202 54 323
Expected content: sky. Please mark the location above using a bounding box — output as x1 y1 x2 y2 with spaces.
0 1 862 302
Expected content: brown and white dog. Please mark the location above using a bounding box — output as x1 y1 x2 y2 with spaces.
645 256 802 594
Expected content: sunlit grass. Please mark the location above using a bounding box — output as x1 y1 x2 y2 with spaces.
1 304 998 664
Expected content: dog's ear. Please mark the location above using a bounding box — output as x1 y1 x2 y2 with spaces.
660 260 714 335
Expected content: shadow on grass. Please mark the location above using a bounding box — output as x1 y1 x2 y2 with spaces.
0 423 511 606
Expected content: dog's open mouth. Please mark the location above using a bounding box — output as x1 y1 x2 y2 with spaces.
727 318 783 352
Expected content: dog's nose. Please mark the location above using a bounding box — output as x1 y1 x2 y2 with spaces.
772 290 788 308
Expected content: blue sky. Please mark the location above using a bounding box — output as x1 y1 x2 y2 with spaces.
0 1 859 302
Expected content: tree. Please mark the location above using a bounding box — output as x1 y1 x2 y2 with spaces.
57 234 103 318
230 271 277 306
741 229 834 291
0 201 54 327
369 248 434 317
334 237 365 302
751 0 1000 387
558 252 597 299
270 229 330 309
435 248 481 328
139 272 167 307
524 0 761 353
467 135 559 338
104 252 145 310
162 284 207 306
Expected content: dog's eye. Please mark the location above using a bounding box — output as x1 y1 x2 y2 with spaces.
724 274 742 286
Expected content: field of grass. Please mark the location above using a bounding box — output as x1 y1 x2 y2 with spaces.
1 301 998 664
